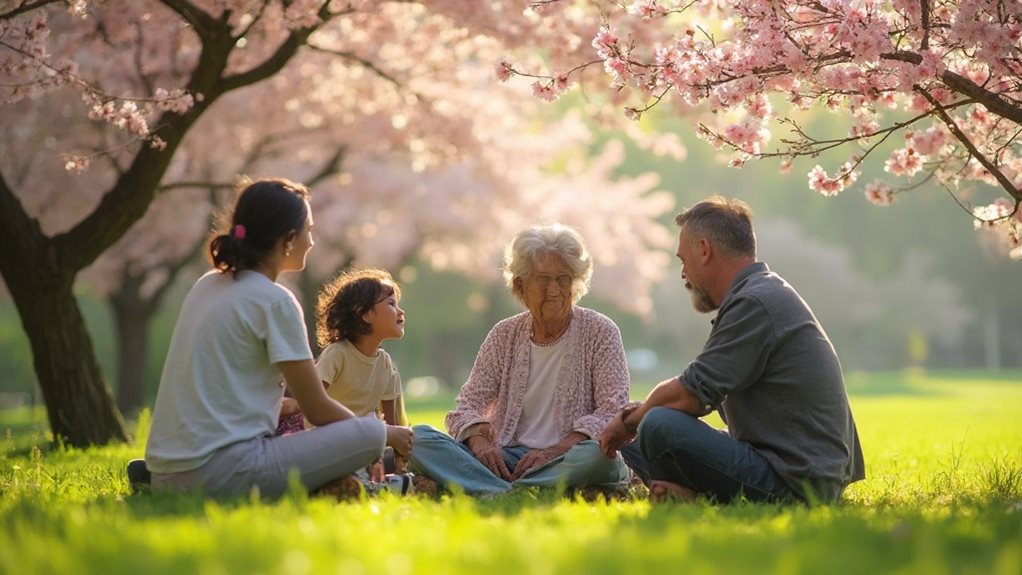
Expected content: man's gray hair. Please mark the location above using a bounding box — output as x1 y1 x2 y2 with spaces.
504 222 593 305
675 195 757 258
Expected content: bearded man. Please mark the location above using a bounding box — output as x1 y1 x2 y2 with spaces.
600 196 865 504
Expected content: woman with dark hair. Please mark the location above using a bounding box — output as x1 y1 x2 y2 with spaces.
143 178 413 499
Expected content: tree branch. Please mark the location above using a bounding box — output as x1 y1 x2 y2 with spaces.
916 86 1022 205
55 5 238 271
919 0 930 50
220 2 336 92
883 50 1022 125
305 44 405 89
0 0 61 20
306 146 347 187
159 0 218 36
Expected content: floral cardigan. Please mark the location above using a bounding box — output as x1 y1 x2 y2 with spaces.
445 306 631 446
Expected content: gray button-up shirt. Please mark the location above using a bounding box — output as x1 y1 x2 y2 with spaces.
682 262 865 500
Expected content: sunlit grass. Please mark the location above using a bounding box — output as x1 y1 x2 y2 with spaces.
1 371 1021 575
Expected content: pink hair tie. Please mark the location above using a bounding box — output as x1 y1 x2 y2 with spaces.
232 224 247 240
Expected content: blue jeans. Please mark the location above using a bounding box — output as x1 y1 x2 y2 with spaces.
408 425 630 495
632 407 799 503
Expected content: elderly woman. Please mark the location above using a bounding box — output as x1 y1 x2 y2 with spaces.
408 223 631 494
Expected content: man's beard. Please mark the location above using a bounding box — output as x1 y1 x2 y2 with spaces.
686 282 717 313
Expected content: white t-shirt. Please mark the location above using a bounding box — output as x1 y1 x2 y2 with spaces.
512 338 568 449
317 340 401 418
146 270 313 473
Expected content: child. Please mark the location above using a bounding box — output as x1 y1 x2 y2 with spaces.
316 267 410 484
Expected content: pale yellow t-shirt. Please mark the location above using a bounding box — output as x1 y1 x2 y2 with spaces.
316 340 401 418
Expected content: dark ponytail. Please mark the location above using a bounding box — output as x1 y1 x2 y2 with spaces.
209 177 310 276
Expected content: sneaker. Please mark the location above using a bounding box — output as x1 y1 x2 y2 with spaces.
126 459 151 493
380 473 414 495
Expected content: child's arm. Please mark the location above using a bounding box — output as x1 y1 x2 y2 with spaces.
380 399 398 426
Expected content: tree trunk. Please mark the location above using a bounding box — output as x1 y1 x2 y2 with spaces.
0 177 128 446
12 275 128 446
110 275 155 416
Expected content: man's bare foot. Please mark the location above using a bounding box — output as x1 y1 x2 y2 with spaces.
411 474 439 497
649 480 697 504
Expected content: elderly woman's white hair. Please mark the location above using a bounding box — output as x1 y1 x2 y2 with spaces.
504 222 593 305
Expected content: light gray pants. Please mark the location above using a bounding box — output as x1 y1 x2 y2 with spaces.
151 416 386 499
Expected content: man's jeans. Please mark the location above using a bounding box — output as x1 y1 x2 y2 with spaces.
622 407 799 503
408 425 630 495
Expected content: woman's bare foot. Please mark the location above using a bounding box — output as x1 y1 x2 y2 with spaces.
649 480 697 504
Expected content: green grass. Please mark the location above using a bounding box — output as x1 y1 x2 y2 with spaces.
2 370 1021 575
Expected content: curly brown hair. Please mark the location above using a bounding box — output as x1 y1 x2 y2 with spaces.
317 267 401 347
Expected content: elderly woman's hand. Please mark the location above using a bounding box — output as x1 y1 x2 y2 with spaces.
510 446 564 480
512 431 587 480
467 435 512 481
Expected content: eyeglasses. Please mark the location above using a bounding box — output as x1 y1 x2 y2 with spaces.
530 274 573 289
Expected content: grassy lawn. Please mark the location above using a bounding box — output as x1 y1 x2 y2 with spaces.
2 370 1021 575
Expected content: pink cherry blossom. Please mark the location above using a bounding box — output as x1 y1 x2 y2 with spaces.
494 56 513 82
592 26 619 59
884 147 924 177
808 162 860 197
864 180 895 206
531 80 558 102
627 1 668 19
501 0 1022 259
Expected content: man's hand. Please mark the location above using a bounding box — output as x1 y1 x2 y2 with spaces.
598 407 638 458
386 425 414 457
466 435 512 481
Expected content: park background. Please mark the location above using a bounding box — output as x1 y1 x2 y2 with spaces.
2 3 1022 573
1 109 1020 412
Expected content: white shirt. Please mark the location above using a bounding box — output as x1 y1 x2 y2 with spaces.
317 340 401 418
512 337 568 449
146 270 312 473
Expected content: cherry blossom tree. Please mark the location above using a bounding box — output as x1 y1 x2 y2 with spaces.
82 84 672 415
499 0 1022 260
0 1 672 444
